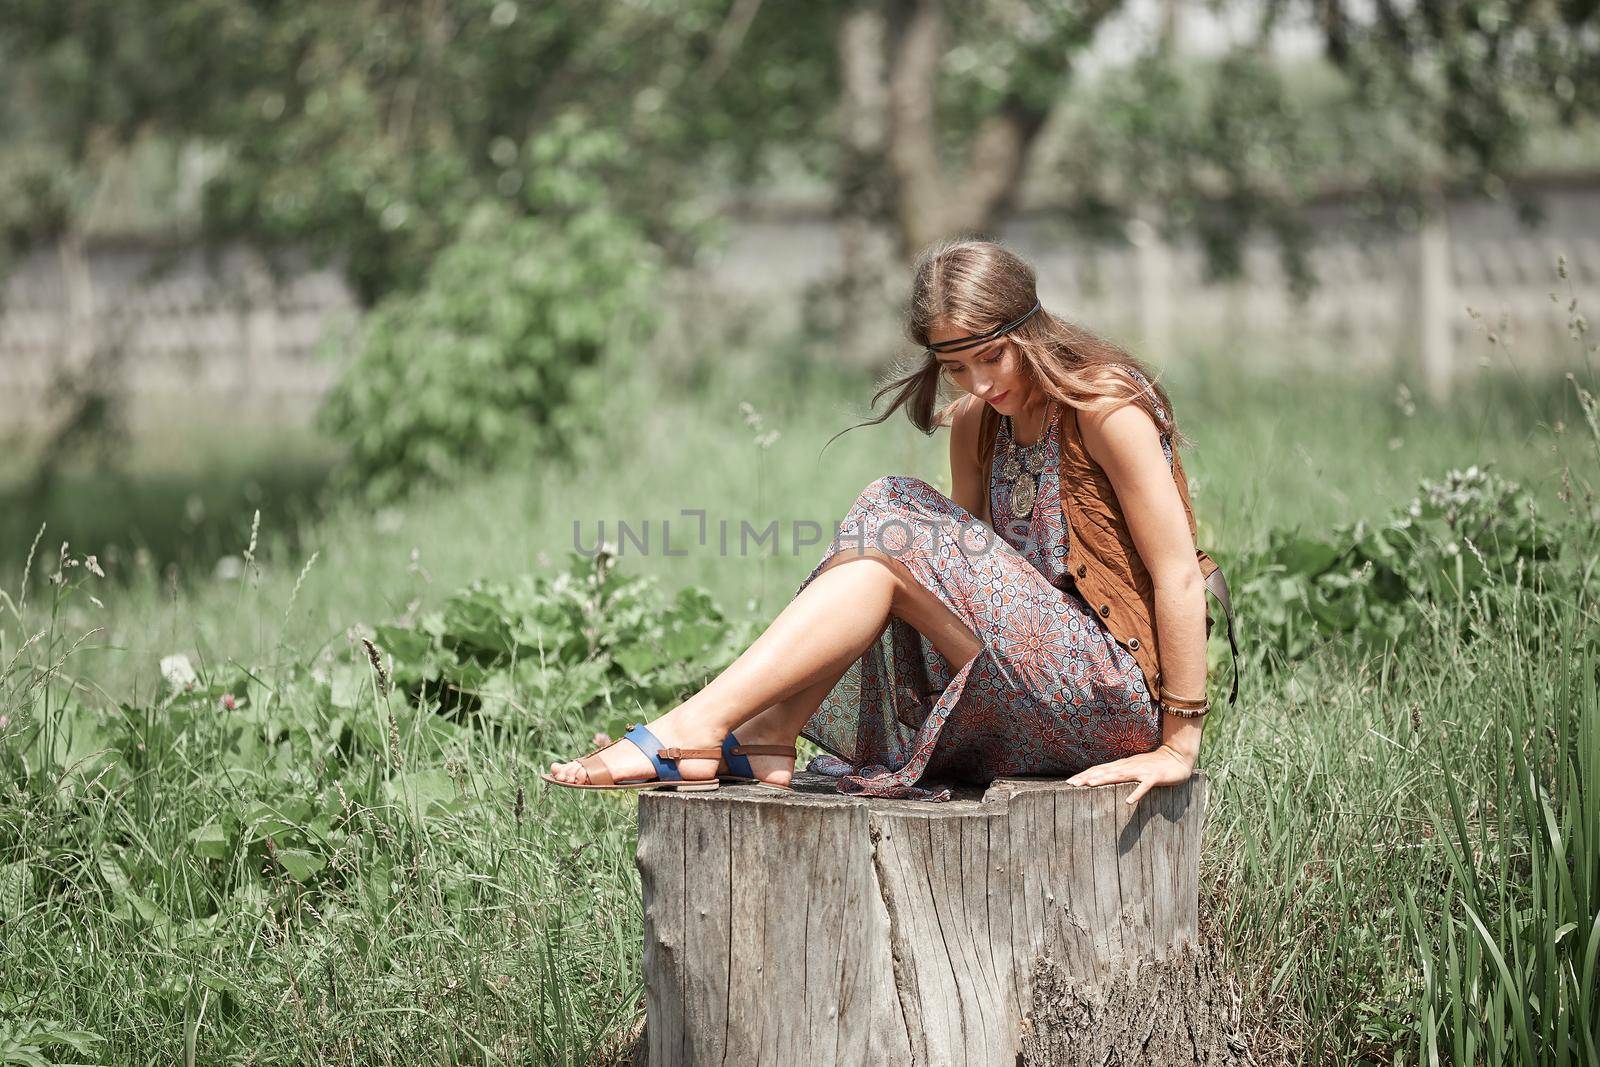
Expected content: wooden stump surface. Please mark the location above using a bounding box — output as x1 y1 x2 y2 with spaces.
636 771 1250 1066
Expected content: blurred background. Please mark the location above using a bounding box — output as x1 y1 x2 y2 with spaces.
3 0 1597 595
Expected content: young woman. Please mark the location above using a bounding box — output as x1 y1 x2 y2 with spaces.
543 238 1235 802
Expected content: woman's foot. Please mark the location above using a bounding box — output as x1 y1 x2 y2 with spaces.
546 713 801 789
546 716 727 787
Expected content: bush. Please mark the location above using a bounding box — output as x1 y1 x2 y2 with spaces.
319 118 664 502
1236 464 1565 663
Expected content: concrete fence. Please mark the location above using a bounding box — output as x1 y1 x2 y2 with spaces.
3 175 1597 431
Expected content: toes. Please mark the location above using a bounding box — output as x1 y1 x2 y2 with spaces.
548 759 589 785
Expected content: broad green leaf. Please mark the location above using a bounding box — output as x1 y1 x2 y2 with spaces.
190 822 230 861
276 850 326 882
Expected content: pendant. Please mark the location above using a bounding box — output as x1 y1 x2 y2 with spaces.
1012 472 1036 518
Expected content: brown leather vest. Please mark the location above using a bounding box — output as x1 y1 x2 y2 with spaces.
975 401 1238 704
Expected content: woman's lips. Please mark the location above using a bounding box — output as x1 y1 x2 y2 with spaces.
987 390 1010 406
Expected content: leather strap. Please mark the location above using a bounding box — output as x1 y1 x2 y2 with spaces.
576 752 615 787
657 746 723 760
1203 564 1240 705
723 735 799 779
729 744 798 757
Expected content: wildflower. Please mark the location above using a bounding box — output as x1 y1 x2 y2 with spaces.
160 654 199 693
221 693 238 711
0 715 10 730
84 555 104 578
591 731 613 749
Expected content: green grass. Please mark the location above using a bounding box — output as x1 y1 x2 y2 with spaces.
1 317 1597 1063
0 410 338 583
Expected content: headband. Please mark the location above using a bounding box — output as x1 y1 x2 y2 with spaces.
926 300 1042 355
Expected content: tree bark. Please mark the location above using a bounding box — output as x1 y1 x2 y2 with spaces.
636 771 1253 1066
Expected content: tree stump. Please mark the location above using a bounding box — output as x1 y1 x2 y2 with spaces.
636 771 1253 1067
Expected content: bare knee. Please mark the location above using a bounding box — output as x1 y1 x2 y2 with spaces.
817 546 909 585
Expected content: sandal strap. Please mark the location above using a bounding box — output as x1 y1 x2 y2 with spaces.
576 752 615 787
723 732 798 780
729 744 798 758
657 746 723 760
623 723 684 782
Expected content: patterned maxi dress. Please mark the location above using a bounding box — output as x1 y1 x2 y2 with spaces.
796 393 1175 802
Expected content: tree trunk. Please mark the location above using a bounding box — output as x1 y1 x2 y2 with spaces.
812 0 900 367
635 772 1254 1066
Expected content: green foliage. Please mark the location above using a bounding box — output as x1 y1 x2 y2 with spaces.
317 117 663 501
1050 50 1416 296
0 0 800 294
1236 465 1563 663
1401 635 1599 1065
0 541 730 1060
368 546 755 741
0 1019 103 1067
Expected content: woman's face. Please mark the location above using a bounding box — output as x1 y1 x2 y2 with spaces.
929 319 1033 415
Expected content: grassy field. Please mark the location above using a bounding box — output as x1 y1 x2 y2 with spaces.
1 321 1596 1063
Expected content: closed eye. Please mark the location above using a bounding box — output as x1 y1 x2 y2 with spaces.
939 345 1005 373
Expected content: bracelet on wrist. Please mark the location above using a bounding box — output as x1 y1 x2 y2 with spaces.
1160 700 1210 718
1158 686 1210 717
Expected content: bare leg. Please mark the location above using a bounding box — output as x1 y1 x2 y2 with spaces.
720 673 844 787
547 548 982 785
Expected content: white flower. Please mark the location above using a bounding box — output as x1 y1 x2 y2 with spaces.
160 654 199 693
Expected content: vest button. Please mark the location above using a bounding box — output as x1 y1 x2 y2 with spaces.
1076 564 1087 578
1127 637 1140 650
1098 604 1110 617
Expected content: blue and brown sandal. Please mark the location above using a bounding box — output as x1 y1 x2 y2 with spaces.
540 723 722 792
718 732 797 790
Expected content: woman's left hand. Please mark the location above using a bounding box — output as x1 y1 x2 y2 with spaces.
1065 745 1194 805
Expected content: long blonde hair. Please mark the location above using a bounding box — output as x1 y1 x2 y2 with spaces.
825 237 1188 465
